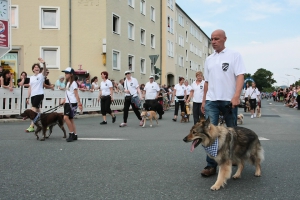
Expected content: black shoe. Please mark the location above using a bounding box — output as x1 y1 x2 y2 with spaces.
112 116 116 123
66 133 75 142
73 134 78 140
172 118 177 122
100 121 107 125
159 115 162 119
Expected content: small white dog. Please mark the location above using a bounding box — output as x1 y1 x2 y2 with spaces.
237 113 244 125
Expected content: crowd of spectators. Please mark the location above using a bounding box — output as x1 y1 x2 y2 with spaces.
269 85 300 110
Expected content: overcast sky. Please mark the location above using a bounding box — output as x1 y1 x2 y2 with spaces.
176 0 300 86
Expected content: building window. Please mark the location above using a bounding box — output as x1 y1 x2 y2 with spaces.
140 0 146 15
178 35 184 47
167 40 173 57
150 34 155 48
40 7 60 29
128 0 134 8
128 55 134 71
150 6 155 21
113 14 120 34
141 29 145 45
128 22 134 40
178 56 184 67
140 58 146 74
113 50 120 70
168 0 174 10
178 14 184 27
40 47 60 69
167 16 174 33
11 5 19 28
186 50 188 61
186 31 188 42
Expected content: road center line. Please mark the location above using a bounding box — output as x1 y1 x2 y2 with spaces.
259 137 270 141
78 138 128 141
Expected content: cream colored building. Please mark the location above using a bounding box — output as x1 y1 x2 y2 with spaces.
3 0 211 87
4 0 161 85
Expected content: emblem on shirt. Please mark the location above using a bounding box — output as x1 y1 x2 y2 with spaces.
200 85 203 89
222 63 229 71
152 86 153 88
182 87 184 89
105 84 107 86
130 83 133 86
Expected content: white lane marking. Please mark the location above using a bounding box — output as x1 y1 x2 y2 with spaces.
78 138 128 141
259 137 269 141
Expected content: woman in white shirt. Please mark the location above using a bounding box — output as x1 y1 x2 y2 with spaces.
25 58 47 133
187 71 205 125
98 71 116 125
61 67 83 142
246 82 260 118
171 77 187 121
91 76 100 91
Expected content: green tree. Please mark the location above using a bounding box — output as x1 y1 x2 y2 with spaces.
244 73 252 79
252 68 276 91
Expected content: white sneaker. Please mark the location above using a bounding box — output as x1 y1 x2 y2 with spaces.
251 115 253 119
254 114 256 118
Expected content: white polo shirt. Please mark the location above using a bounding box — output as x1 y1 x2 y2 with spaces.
124 77 139 97
144 81 160 100
246 87 260 100
100 79 113 96
29 73 45 97
191 80 205 103
174 83 186 96
65 81 78 103
185 85 192 95
204 48 246 101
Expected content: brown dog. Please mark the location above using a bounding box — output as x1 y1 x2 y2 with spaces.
140 110 158 127
181 112 189 123
21 109 67 141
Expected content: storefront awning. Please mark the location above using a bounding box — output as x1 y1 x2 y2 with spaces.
75 70 88 75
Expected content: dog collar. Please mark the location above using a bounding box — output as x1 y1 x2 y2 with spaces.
33 113 41 123
202 138 218 157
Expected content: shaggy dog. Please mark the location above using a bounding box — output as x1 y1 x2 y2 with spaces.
183 117 264 190
237 113 244 125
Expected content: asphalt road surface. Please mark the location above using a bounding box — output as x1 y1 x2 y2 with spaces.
1 99 299 200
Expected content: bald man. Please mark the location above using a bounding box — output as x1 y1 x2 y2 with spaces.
200 29 246 177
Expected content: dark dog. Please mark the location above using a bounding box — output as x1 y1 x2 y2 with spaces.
183 116 264 190
21 109 67 141
143 101 164 119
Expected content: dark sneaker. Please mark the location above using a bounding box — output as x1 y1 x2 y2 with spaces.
112 116 116 123
100 121 107 125
201 166 217 177
73 134 78 140
66 133 75 142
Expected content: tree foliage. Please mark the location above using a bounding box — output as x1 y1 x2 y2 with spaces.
251 68 276 91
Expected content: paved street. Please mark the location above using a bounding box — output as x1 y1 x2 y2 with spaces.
1 100 300 200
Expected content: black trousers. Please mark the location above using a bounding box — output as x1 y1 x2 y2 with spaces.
174 100 186 116
123 97 142 123
244 97 248 112
193 102 203 125
249 98 256 111
101 96 112 116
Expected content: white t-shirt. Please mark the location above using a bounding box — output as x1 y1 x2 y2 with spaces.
92 82 100 90
100 80 113 96
174 83 186 96
144 81 160 100
29 73 45 97
65 81 78 103
191 80 205 103
124 77 139 97
185 85 192 95
204 48 246 101
246 87 260 100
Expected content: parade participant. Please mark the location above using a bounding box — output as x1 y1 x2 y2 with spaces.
61 67 83 142
201 29 246 177
184 80 192 100
171 77 187 121
119 71 143 127
187 71 205 125
245 82 260 118
98 71 116 125
25 58 48 132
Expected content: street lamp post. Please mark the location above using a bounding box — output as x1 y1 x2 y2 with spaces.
286 74 296 84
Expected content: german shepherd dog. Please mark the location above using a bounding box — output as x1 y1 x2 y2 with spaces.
183 117 264 190
21 109 67 141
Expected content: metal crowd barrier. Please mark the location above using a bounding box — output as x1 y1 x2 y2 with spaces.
0 87 125 115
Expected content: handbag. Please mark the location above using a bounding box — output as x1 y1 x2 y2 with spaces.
125 79 141 109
